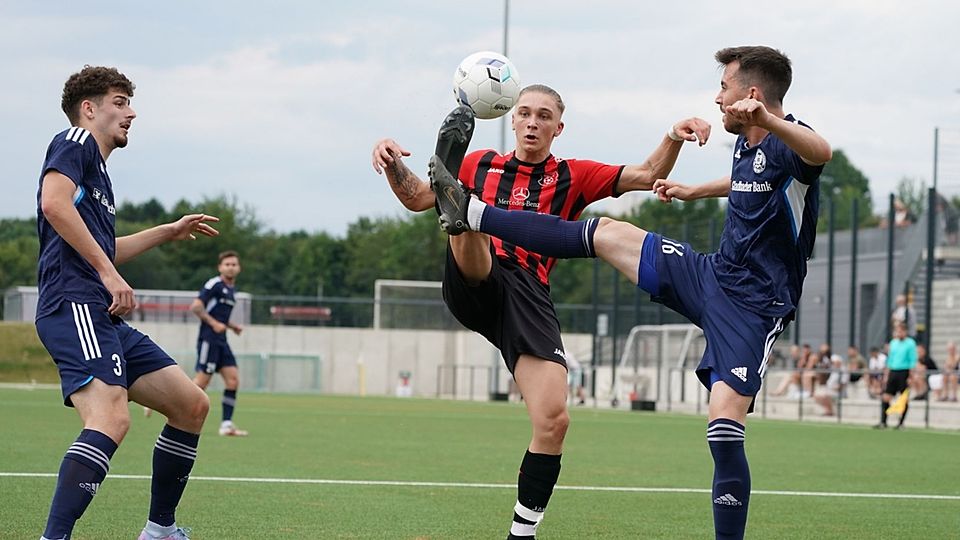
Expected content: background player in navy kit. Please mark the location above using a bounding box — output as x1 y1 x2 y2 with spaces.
191 250 247 437
427 47 831 540
373 86 709 539
35 66 219 540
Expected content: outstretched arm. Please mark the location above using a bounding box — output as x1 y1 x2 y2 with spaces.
115 214 219 265
372 138 435 212
617 117 712 193
653 176 731 203
41 171 135 315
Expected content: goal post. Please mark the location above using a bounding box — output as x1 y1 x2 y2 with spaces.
373 279 448 330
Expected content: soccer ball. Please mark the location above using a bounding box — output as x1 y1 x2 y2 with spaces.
452 51 521 120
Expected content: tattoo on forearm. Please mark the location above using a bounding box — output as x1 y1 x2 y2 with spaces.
388 159 418 199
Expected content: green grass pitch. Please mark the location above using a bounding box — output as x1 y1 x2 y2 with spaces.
1 388 958 539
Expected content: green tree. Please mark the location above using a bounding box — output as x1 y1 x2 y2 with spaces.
895 176 927 219
341 213 446 297
0 218 40 291
819 149 877 230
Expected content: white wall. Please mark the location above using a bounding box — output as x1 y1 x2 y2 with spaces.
135 321 593 398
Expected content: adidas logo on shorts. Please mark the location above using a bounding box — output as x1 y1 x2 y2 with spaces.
731 367 748 382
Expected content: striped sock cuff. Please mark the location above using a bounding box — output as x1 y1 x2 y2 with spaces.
582 218 599 257
511 500 544 537
222 395 237 407
155 425 199 462
64 429 117 476
707 418 745 443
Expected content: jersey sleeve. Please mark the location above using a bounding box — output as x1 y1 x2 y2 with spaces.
197 278 219 305
43 130 94 187
567 159 625 203
778 122 825 185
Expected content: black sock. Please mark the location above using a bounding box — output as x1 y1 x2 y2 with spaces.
898 402 909 426
509 450 561 539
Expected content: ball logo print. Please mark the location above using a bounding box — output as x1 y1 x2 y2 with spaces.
753 149 767 174
453 51 521 119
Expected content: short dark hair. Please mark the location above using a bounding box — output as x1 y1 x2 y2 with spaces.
519 84 565 115
61 66 135 124
218 250 240 263
715 46 792 106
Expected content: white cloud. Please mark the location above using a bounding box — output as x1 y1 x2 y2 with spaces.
2 1 960 235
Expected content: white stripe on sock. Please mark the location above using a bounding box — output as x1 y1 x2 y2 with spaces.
514 500 543 523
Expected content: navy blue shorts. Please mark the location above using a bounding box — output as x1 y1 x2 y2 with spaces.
195 338 237 374
35 301 177 406
639 233 787 398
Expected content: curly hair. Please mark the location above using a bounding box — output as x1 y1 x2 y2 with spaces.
61 65 135 124
715 46 792 106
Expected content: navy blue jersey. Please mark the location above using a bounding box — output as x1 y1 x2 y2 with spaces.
36 127 117 320
711 115 824 317
197 276 236 342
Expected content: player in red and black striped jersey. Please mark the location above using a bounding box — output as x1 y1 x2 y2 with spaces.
426 47 833 540
373 84 708 539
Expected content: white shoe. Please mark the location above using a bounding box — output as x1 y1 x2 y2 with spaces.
218 421 248 437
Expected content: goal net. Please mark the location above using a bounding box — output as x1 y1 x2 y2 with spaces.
373 279 458 330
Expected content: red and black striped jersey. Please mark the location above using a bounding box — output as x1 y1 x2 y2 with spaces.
459 149 624 286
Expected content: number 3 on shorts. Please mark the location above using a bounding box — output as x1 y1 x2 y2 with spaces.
112 353 122 376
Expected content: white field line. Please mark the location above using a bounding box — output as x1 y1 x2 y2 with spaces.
2 472 958 501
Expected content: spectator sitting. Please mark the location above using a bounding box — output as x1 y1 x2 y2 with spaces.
941 341 959 402
800 343 832 398
867 346 888 398
815 354 849 416
846 345 866 385
894 198 916 228
910 343 938 401
771 344 804 397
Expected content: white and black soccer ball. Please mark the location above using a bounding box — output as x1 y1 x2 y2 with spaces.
452 51 521 120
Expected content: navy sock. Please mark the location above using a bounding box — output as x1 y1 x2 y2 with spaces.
708 419 750 540
880 400 888 425
149 425 200 527
43 429 117 540
222 389 237 422
510 450 562 539
478 204 599 259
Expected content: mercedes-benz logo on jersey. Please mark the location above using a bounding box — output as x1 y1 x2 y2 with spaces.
753 149 767 174
511 187 530 202
538 173 557 187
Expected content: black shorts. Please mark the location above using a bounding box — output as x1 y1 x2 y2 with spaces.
442 245 567 373
885 369 910 395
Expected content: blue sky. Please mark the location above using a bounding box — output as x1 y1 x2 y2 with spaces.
2 1 959 235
